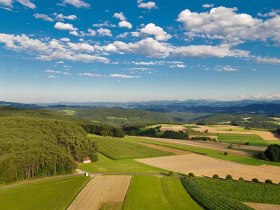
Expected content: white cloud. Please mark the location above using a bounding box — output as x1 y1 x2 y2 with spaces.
68 42 94 52
170 64 186 68
60 38 70 42
113 12 126 21
177 7 280 44
215 65 238 72
54 22 77 31
119 21 132 29
44 69 61 74
34 13 54 22
202 4 214 8
110 74 139 79
0 0 35 9
17 0 35 8
48 75 56 79
87 29 96 36
137 0 156 9
258 9 280 18
255 56 280 64
69 31 79 36
92 21 116 28
139 23 172 41
97 28 112 36
62 0 90 8
0 33 109 63
56 14 77 21
79 73 103 77
103 44 117 52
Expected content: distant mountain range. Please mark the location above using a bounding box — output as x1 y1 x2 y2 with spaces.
1 100 280 115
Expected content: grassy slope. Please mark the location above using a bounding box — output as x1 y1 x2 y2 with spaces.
79 154 168 174
90 135 173 159
123 176 202 210
189 177 280 205
0 175 89 210
218 133 280 146
125 136 280 166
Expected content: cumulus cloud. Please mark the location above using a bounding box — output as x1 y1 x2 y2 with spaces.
54 22 77 31
0 0 35 9
113 12 126 21
61 0 90 8
79 73 103 77
177 6 280 43
34 13 54 22
0 33 109 63
119 21 132 29
139 23 172 41
137 0 156 9
97 28 112 36
60 38 70 42
55 14 77 21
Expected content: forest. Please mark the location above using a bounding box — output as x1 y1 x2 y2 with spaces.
0 116 98 183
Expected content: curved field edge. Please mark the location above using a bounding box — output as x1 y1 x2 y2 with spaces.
125 136 280 166
89 135 173 160
181 176 252 210
123 176 202 210
0 175 90 210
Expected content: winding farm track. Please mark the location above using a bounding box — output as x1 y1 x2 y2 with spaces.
67 175 131 210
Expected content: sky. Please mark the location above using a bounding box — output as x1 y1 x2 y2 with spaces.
0 0 280 103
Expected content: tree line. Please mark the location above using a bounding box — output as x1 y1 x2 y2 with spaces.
0 116 98 183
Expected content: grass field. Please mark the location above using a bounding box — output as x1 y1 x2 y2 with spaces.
123 176 202 210
218 133 280 146
125 136 280 166
79 154 168 174
0 175 89 210
91 135 173 159
184 177 280 205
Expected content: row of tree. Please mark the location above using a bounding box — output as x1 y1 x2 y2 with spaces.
0 116 98 183
123 125 189 140
80 123 125 138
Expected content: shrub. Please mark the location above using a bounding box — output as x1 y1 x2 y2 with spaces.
258 151 266 160
265 179 273 184
264 144 280 162
245 142 250 145
213 174 220 179
189 172 195 177
224 152 228 156
168 171 177 176
225 175 233 180
239 177 244 181
252 178 259 183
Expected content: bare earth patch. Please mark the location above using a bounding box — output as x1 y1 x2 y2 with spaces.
136 154 280 183
245 203 280 210
192 125 252 134
251 130 280 141
160 125 186 132
67 175 131 210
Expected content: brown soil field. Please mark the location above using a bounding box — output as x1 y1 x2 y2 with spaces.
246 203 280 210
136 154 280 183
67 175 131 210
192 125 252 134
251 130 280 141
160 125 186 132
134 141 190 155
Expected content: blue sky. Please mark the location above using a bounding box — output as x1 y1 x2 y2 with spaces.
0 0 280 103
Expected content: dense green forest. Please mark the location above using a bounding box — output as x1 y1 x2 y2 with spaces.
0 116 98 183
